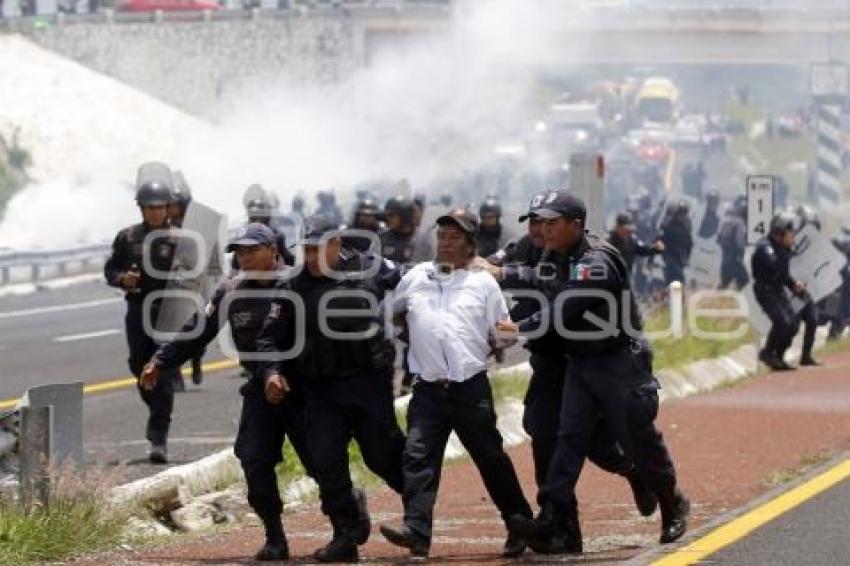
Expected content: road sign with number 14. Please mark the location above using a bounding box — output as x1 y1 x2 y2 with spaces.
746 175 775 246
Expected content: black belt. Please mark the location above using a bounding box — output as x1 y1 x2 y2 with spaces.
414 371 487 389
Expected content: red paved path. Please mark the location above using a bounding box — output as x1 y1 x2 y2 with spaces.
75 353 850 564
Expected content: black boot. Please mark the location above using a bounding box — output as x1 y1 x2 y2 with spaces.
800 355 822 367
352 487 371 545
255 515 289 561
548 507 583 555
502 515 528 558
380 523 430 558
625 467 659 517
759 349 787 371
658 488 690 544
507 505 581 555
314 513 358 563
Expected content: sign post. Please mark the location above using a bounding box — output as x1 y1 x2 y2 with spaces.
810 62 848 208
569 153 606 235
746 175 775 246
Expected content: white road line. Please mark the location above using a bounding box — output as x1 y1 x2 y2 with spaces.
0 297 121 320
53 328 121 343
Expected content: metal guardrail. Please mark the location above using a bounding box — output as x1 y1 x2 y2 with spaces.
0 243 111 285
0 0 450 27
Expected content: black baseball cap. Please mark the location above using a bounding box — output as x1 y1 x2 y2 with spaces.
518 190 547 222
300 214 340 245
436 207 479 234
226 223 275 252
533 190 587 221
615 212 636 230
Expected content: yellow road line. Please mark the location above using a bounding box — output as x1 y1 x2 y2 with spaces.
665 148 677 195
653 458 850 566
0 359 240 410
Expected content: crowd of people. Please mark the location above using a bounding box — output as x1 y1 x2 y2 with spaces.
104 161 692 562
103 152 850 561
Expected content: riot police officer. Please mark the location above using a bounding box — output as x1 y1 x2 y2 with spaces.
659 200 693 285
828 224 850 339
791 207 823 366
502 192 689 553
607 212 665 276
104 162 181 464
380 196 418 265
480 193 659 555
476 195 512 258
717 197 749 289
167 170 204 387
239 186 294 267
140 224 309 560
697 190 721 238
256 215 406 563
345 195 383 253
752 211 806 371
484 191 546 269
291 195 307 223
315 190 344 226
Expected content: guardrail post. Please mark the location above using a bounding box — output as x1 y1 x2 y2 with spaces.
19 405 52 508
58 261 67 276
31 264 40 282
0 267 8 285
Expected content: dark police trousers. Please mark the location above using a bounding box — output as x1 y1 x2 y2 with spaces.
234 378 315 523
799 297 818 359
541 345 677 514
720 257 749 289
403 372 533 540
125 300 180 446
523 354 632 506
755 285 800 358
304 371 405 518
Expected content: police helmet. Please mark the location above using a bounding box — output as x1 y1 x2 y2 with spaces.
292 195 305 211
354 196 381 218
795 204 821 230
479 195 502 218
246 193 272 217
706 190 720 202
770 211 797 234
171 170 193 207
317 190 335 205
243 184 266 208
135 161 174 206
384 196 415 224
439 194 452 207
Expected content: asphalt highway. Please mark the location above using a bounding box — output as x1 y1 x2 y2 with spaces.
0 280 244 479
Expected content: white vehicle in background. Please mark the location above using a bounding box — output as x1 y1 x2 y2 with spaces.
535 101 606 154
673 113 708 147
